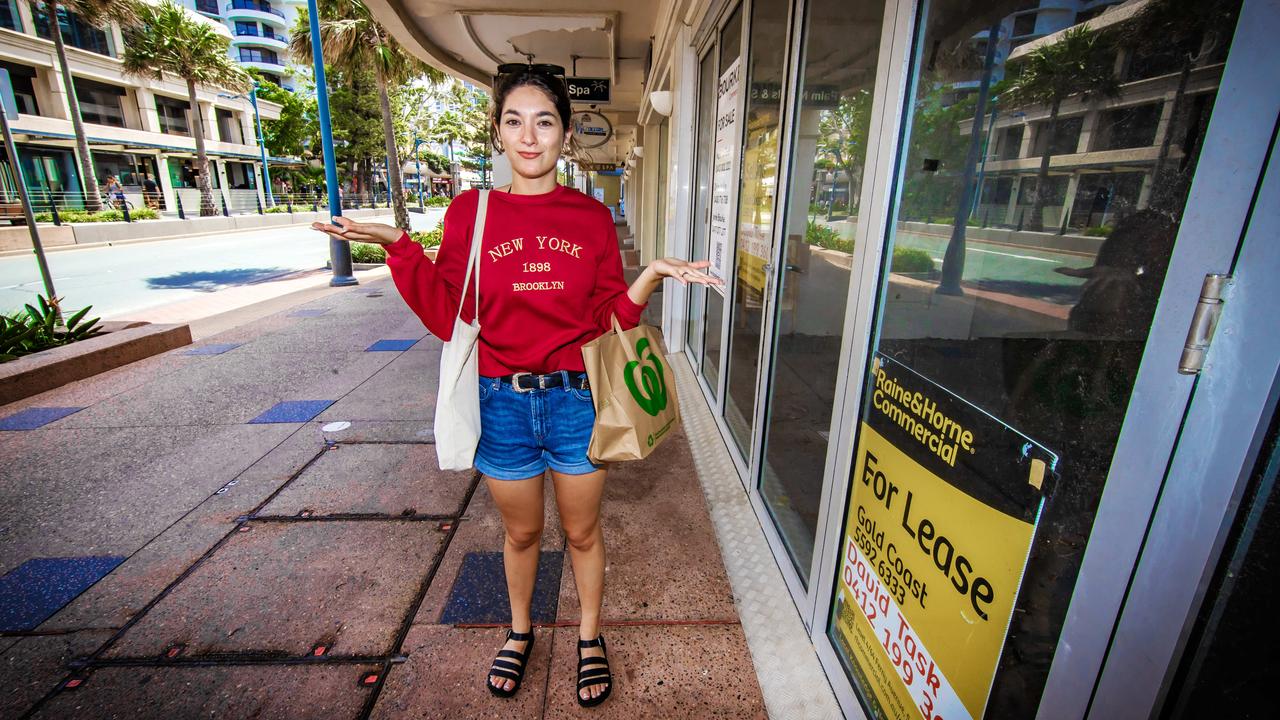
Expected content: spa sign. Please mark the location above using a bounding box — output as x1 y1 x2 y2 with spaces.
831 354 1056 720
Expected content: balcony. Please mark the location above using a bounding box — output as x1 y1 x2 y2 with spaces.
225 0 286 26
238 49 285 73
231 27 289 51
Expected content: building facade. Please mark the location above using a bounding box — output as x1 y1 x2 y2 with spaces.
188 0 305 92
0 3 283 214
370 0 1278 717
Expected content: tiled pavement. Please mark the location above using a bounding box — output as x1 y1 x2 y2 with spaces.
0 266 803 717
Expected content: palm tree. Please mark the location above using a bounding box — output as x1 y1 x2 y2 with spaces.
121 0 249 216
1001 26 1118 231
37 0 140 211
290 0 442 230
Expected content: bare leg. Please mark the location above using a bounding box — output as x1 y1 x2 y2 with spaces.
551 468 609 701
486 473 545 693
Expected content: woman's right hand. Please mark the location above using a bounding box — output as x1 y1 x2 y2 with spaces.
311 216 404 246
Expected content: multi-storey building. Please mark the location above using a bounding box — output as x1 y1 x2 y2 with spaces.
0 2 285 214
188 0 305 92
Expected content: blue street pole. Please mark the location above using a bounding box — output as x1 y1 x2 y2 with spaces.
308 0 356 286
250 82 274 207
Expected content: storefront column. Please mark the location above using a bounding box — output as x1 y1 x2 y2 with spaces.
253 161 266 208
490 149 511 191
134 89 161 133
1005 176 1023 225
661 25 699 353
16 0 35 34
1136 171 1154 211
42 53 72 121
1059 172 1080 231
641 123 662 266
156 155 177 213
198 100 218 143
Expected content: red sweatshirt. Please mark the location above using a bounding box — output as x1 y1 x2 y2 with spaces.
386 185 646 376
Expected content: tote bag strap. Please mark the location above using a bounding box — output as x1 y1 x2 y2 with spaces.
456 189 489 324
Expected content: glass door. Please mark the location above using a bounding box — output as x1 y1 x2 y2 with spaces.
722 0 789 457
817 0 1259 717
754 0 889 590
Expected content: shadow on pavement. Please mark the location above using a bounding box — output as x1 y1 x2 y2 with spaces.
146 268 306 292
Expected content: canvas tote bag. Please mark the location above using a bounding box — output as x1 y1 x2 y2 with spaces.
434 189 489 470
581 315 680 463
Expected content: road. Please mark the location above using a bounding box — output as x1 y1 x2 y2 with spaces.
0 216 395 320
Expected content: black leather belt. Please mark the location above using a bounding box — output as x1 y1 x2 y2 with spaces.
499 371 590 392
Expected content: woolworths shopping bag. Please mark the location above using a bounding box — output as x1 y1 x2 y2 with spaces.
581 317 680 463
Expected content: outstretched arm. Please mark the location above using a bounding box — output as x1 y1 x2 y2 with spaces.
310 216 404 245
626 258 722 307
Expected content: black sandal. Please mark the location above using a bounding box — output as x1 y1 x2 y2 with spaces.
487 628 534 698
576 634 613 707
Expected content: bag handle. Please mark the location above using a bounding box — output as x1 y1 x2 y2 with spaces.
610 314 641 363
456 189 488 325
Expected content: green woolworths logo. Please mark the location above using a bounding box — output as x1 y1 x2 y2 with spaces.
624 337 668 417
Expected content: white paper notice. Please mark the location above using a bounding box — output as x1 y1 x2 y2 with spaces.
708 58 740 294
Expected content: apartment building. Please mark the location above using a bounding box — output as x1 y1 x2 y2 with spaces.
189 0 305 92
0 1 285 213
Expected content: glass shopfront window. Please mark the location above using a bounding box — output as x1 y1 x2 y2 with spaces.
156 96 191 136
722 0 789 456
686 48 717 367
826 1 1243 718
698 1 744 396
73 78 127 128
756 0 887 587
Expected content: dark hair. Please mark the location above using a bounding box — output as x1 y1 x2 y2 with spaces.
489 67 578 158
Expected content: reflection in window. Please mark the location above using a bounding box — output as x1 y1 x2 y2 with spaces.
844 0 1241 715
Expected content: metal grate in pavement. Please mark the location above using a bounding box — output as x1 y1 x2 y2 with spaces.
671 356 844 720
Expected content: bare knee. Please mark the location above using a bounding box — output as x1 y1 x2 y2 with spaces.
505 525 543 551
564 522 600 553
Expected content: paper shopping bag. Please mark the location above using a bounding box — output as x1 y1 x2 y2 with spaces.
581 316 680 463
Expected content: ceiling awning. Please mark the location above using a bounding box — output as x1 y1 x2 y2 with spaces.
362 1 658 166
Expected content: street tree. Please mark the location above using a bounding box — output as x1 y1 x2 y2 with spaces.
37 0 141 211
1001 25 1118 231
122 0 250 216
289 0 443 229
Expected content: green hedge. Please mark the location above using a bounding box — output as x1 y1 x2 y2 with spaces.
33 207 160 223
805 219 853 253
890 247 935 273
348 228 442 264
424 196 452 208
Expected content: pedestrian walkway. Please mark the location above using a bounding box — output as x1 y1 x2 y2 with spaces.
0 270 770 717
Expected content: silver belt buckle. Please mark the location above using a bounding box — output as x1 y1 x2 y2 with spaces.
510 371 533 392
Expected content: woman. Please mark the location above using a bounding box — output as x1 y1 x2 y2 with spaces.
312 64 719 707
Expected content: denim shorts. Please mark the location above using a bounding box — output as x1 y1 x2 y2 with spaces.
475 372 602 480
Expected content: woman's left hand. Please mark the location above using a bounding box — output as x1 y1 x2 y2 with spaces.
647 258 723 287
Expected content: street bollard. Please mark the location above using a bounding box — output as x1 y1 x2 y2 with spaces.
287 200 293 214
256 195 263 214
221 194 230 217
312 197 318 212
176 195 186 220
122 203 131 223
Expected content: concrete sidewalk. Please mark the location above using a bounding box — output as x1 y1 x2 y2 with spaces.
0 274 768 718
